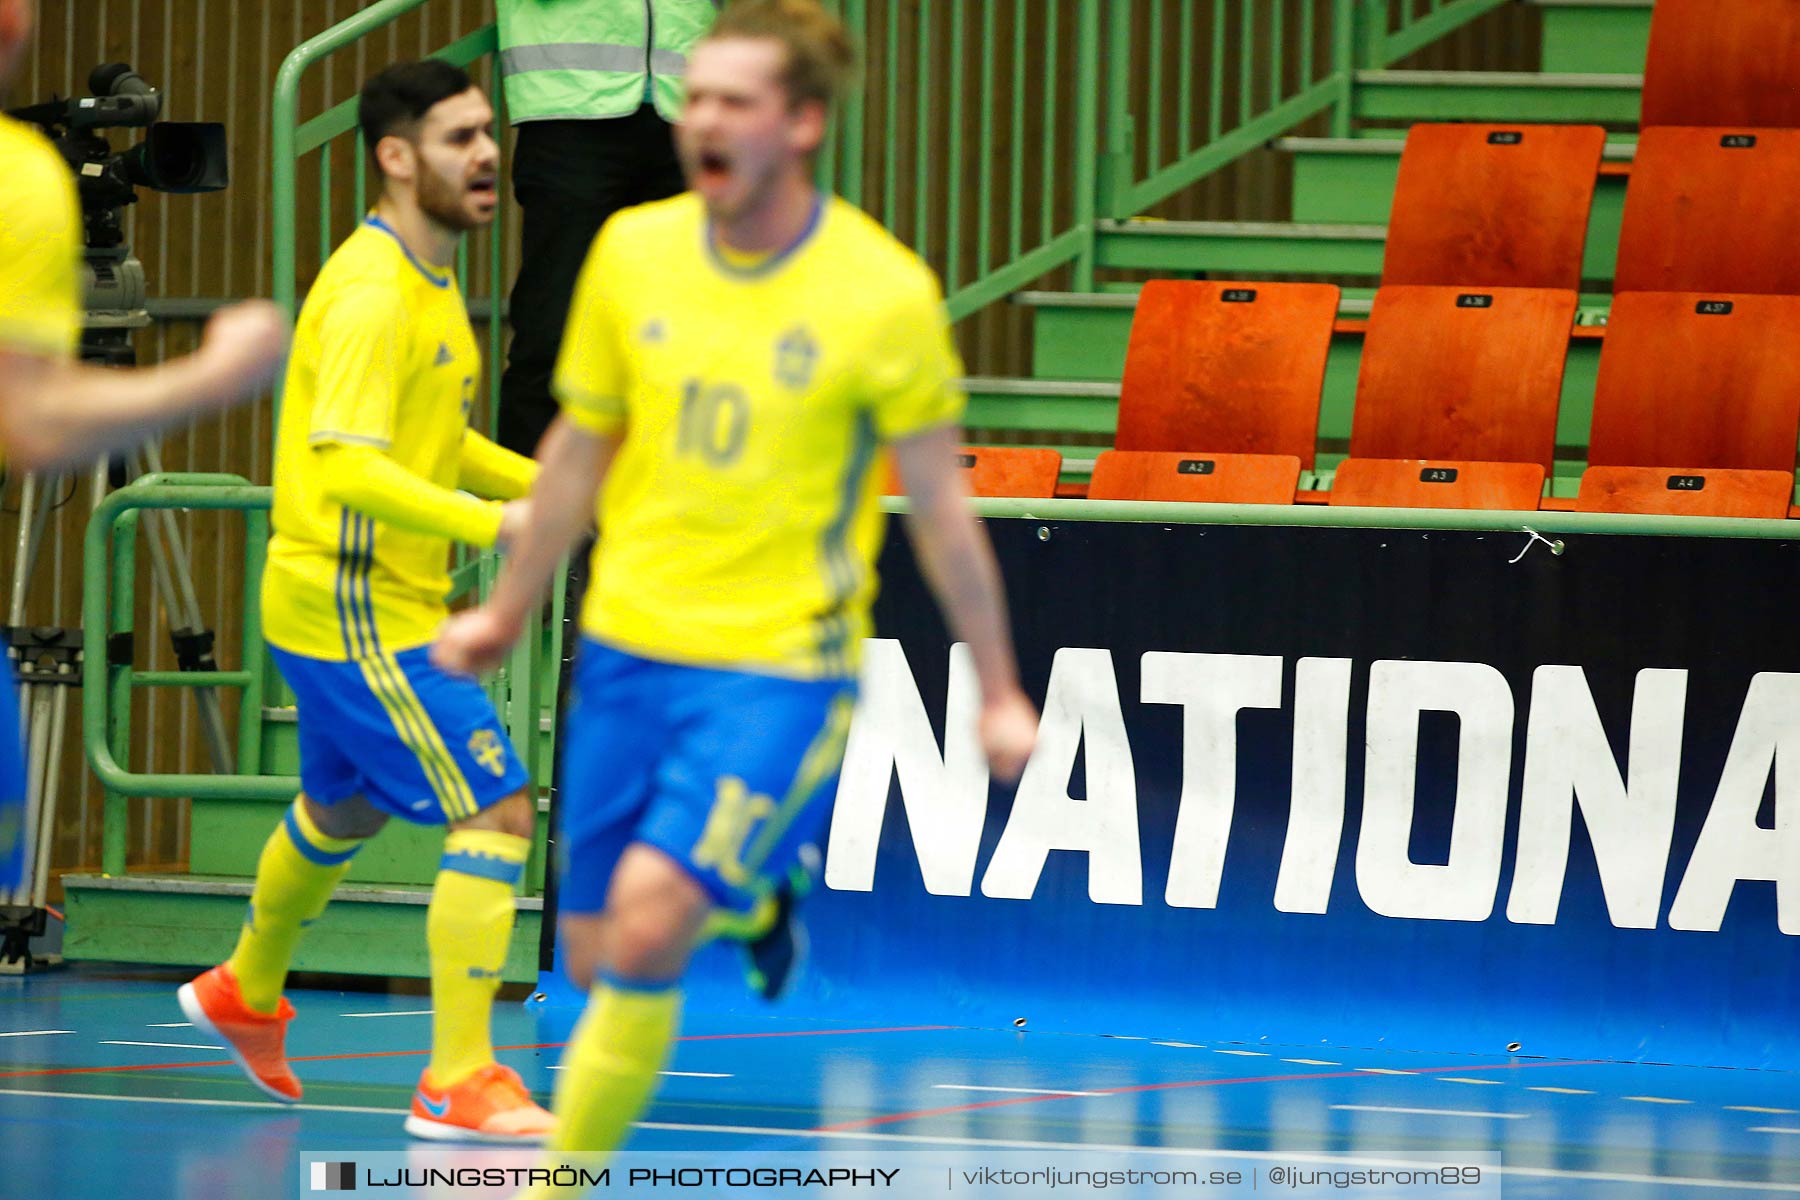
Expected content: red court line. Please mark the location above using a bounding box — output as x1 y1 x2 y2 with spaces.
0 1025 954 1081
815 1059 1607 1132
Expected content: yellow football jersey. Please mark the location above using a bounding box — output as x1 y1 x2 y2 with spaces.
0 114 81 361
263 218 481 659
554 193 965 679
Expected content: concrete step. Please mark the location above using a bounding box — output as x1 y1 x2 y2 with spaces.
1351 70 1643 124
1527 0 1653 75
1096 200 1623 286
61 873 543 982
964 376 1120 443
181 788 551 888
1276 135 1633 245
1094 218 1388 277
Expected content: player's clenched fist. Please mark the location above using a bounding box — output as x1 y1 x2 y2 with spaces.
194 300 291 402
433 607 526 678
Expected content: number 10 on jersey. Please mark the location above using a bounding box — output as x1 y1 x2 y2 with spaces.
678 380 750 466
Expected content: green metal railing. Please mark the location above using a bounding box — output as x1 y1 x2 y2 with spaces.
81 474 549 875
1364 0 1516 69
1101 0 1513 220
270 0 1515 328
82 477 286 876
821 1 1106 309
915 496 1800 542
1104 0 1349 219
841 0 1513 300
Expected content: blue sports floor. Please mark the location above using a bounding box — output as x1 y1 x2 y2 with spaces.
1 965 1796 1199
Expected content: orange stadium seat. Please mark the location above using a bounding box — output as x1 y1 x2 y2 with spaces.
1328 458 1545 511
1640 0 1800 129
1383 123 1606 291
880 447 1062 499
1114 280 1338 471
956 446 1061 499
1347 285 1576 475
1575 467 1793 518
1088 450 1301 505
1586 292 1800 473
1614 128 1800 295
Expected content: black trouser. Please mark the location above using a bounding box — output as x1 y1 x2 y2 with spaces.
499 106 685 456
502 109 682 969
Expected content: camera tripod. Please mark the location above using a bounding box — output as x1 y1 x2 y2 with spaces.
1 255 233 972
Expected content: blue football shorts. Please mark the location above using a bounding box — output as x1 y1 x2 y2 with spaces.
556 638 856 917
269 642 529 823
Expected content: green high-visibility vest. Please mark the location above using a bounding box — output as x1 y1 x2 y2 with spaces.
496 1 719 124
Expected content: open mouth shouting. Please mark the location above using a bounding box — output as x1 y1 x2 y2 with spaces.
695 148 734 190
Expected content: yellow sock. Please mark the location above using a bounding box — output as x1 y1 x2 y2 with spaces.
227 799 362 1014
552 979 682 1153
510 980 682 1200
427 828 529 1085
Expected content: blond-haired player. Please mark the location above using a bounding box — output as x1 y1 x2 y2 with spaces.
435 0 1037 1177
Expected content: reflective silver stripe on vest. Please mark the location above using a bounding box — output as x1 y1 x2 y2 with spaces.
500 43 650 75
649 49 688 75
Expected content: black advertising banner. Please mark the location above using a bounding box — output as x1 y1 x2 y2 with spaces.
799 518 1800 1068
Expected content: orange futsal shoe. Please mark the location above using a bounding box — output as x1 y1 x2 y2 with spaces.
405 1062 557 1143
177 963 302 1103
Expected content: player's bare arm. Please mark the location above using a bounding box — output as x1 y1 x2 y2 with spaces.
433 414 618 676
892 422 1038 781
0 299 287 470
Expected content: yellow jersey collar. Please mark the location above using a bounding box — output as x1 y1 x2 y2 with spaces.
704 192 825 281
365 214 454 290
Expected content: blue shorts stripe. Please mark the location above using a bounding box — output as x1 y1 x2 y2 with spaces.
282 806 361 867
743 690 856 874
358 516 478 820
342 516 455 814
348 515 476 820
361 651 468 820
270 643 528 827
439 849 524 886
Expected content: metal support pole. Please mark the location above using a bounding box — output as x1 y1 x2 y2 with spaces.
1333 0 1359 137
131 446 234 773
31 664 70 911
1 468 79 965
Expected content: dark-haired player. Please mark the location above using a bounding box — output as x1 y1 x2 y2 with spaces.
177 60 549 1143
